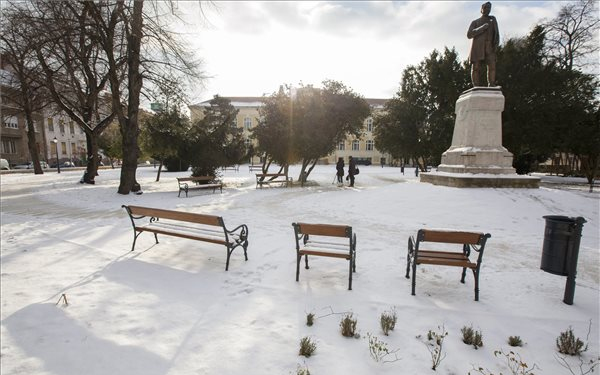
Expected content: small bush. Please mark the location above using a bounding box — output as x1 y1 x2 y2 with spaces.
424 325 448 371
380 308 397 336
340 313 358 338
299 337 317 357
557 326 587 356
295 364 311 375
461 325 483 349
306 313 315 327
508 336 523 347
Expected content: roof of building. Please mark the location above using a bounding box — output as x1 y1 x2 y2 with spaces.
191 96 389 109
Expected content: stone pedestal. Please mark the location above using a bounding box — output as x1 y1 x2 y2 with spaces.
421 87 539 188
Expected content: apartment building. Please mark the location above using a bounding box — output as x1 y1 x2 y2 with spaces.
189 97 392 166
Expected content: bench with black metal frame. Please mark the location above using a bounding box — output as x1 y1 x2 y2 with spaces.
406 229 491 301
177 176 223 197
292 222 357 290
248 164 263 171
255 173 292 188
122 205 249 271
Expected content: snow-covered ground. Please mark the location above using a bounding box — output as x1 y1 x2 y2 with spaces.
1 165 598 375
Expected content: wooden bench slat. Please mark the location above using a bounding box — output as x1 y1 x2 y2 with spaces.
421 229 484 244
128 206 222 226
417 257 476 268
296 223 350 237
137 227 227 245
299 249 351 259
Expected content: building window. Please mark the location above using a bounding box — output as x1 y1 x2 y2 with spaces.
69 122 75 134
366 118 373 132
3 116 18 129
61 142 67 155
366 140 374 151
338 141 345 151
244 117 252 130
50 142 57 155
1 139 16 154
59 120 65 134
71 143 77 155
352 140 360 151
47 118 54 132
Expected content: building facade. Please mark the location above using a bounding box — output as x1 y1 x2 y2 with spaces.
189 97 391 166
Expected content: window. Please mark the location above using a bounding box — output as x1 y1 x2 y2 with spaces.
61 142 67 155
3 116 18 129
71 143 77 155
244 117 252 130
59 120 65 134
69 121 75 134
352 140 360 151
50 142 57 154
47 118 54 132
245 138 252 147
366 118 373 132
366 140 374 151
338 141 345 151
1 139 16 154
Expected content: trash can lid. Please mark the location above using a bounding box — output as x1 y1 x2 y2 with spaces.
542 215 586 223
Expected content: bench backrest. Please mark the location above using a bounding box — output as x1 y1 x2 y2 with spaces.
418 229 487 245
293 222 351 238
124 205 223 227
177 176 215 182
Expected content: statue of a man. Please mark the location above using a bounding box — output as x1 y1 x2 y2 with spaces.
467 2 499 87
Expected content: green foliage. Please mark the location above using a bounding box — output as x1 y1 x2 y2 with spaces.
380 308 397 336
374 47 470 168
299 337 316 357
140 105 189 168
255 81 370 182
557 326 588 356
187 95 247 177
98 121 122 163
306 313 315 327
340 313 358 338
508 336 523 347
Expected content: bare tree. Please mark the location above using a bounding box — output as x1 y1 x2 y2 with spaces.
544 0 599 71
88 0 205 194
0 5 51 174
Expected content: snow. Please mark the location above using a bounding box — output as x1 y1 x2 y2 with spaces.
1 165 598 375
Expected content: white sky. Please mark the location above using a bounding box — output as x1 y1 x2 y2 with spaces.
177 1 565 104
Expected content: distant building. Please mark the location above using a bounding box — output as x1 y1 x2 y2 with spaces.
189 96 392 166
1 60 88 167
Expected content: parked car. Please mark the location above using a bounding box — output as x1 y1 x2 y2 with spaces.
13 161 49 169
354 157 372 166
0 159 10 170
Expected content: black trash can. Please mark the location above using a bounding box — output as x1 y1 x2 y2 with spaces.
540 215 586 305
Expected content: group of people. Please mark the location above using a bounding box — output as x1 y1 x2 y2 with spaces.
336 156 357 187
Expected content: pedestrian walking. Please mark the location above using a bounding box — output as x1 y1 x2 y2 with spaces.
348 156 357 187
401 165 405 175
336 157 345 185
415 166 419 177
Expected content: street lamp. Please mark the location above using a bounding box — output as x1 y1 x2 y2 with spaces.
53 137 60 174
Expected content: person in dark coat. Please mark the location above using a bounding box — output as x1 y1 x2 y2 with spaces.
336 157 345 184
348 156 357 187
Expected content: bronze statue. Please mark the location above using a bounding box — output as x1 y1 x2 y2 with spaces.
467 2 499 87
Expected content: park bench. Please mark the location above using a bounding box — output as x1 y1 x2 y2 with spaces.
122 205 249 271
406 229 491 301
292 222 357 290
177 176 222 197
255 172 292 188
248 164 263 171
222 165 239 172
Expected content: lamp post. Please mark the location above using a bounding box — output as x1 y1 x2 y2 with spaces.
53 137 60 174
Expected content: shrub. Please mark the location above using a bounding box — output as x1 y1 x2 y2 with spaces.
424 325 448 371
340 313 358 338
295 364 311 375
299 337 316 357
508 336 523 347
557 326 587 356
380 308 397 336
306 313 315 327
461 325 483 349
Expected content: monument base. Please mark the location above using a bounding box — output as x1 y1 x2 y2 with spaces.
420 171 540 188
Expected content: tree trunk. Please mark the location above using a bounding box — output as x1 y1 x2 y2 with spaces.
24 110 43 175
117 0 144 195
156 160 163 182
